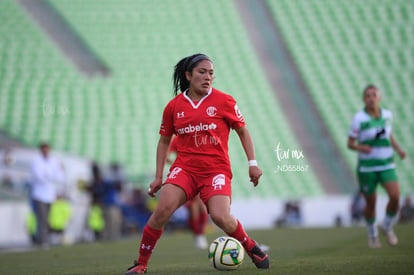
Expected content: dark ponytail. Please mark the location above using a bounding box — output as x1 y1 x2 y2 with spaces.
172 53 211 96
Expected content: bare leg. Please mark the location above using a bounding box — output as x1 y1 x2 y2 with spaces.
135 184 187 268
147 184 187 230
382 181 400 216
207 195 237 233
362 193 381 248
381 182 400 245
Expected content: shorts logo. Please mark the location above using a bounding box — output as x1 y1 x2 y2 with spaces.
168 167 182 179
212 174 226 190
206 106 217 117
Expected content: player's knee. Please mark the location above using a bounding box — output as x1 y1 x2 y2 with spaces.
152 204 177 225
365 200 376 212
389 194 400 205
210 212 233 231
210 212 226 227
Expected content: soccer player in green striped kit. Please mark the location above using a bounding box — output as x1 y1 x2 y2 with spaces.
348 85 406 248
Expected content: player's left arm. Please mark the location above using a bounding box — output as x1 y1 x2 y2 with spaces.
234 125 263 187
390 135 406 159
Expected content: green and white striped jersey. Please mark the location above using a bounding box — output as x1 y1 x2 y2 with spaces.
349 108 394 172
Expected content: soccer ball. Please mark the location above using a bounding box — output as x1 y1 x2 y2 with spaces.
208 236 245 271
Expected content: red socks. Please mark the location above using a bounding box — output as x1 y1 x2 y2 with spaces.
189 211 209 235
198 211 208 234
137 220 252 265
137 225 163 265
226 220 255 251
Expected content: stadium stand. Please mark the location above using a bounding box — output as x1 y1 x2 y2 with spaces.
266 0 414 195
0 0 324 198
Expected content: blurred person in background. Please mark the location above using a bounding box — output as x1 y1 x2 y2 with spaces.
275 200 302 227
87 162 105 241
348 85 406 248
125 53 269 274
107 162 126 201
350 191 366 225
48 194 72 245
121 188 151 234
167 135 209 249
88 198 105 241
399 196 414 223
30 142 64 248
102 167 123 240
88 162 122 241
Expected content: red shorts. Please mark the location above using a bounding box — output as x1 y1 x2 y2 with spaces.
164 166 232 204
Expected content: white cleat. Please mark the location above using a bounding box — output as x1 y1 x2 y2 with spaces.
381 228 398 246
195 235 208 249
368 236 381 248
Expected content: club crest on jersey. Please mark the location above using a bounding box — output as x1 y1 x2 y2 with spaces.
206 106 217 117
177 112 185 119
212 174 226 190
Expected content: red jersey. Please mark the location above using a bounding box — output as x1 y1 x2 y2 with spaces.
168 136 178 154
160 88 245 177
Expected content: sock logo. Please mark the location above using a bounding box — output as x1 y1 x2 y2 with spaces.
141 244 152 251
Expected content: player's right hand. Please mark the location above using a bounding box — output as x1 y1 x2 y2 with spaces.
148 178 163 197
359 145 372 154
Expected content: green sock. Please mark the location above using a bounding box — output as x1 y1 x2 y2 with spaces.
365 218 377 237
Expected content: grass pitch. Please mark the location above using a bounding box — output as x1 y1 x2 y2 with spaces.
0 224 413 274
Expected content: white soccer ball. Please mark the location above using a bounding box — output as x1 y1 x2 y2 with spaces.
208 236 245 271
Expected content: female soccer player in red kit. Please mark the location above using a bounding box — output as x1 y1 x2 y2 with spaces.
126 53 270 274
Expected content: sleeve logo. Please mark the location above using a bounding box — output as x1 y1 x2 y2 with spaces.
234 104 244 120
160 119 165 132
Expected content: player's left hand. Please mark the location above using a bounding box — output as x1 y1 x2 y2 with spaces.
398 150 406 160
249 166 263 187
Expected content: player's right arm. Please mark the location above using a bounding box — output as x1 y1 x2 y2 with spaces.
148 135 172 197
347 112 372 154
149 101 175 197
347 137 372 154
